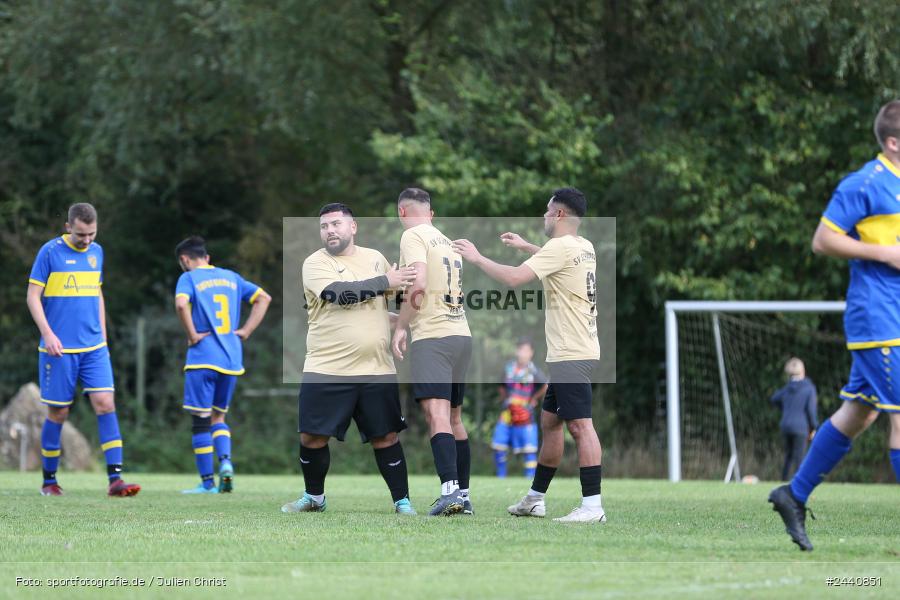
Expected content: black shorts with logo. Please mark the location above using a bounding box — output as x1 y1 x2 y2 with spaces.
542 360 598 421
299 373 407 443
409 335 472 407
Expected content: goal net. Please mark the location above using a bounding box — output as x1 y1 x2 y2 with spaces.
665 301 852 482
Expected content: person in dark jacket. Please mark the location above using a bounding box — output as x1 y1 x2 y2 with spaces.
770 357 818 481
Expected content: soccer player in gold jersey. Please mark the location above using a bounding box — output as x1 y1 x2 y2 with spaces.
453 188 606 523
393 188 474 516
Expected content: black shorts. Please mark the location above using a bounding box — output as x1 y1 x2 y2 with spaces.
298 373 407 443
409 335 472 407
542 360 597 421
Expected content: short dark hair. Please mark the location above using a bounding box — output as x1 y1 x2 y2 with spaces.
398 187 431 205
550 187 587 218
874 100 900 147
175 236 208 260
515 336 534 348
68 203 97 225
318 203 354 218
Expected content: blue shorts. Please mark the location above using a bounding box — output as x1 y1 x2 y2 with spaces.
183 369 238 415
491 421 538 454
39 345 115 407
840 347 900 412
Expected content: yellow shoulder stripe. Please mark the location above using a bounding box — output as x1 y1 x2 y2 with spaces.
820 216 846 235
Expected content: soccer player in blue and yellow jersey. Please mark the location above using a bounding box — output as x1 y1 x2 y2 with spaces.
492 338 548 478
770 100 900 551
26 203 141 497
174 236 271 494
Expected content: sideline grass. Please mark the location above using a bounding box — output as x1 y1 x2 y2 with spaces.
0 472 898 598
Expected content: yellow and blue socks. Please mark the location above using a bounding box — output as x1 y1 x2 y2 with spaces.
494 450 508 477
191 416 215 489
790 419 852 503
211 423 232 464
890 448 900 483
41 419 63 485
97 412 123 482
523 452 537 478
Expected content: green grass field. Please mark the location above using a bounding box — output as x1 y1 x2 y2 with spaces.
0 472 898 599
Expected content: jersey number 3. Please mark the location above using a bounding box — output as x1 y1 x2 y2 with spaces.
213 294 232 334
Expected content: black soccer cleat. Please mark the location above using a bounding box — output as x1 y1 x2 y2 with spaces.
428 492 464 517
769 484 814 551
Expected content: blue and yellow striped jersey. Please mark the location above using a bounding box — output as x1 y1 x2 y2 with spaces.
28 235 105 353
822 154 900 349
175 265 262 375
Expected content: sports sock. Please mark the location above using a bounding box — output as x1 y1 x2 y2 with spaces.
523 452 537 478
456 439 471 492
41 419 63 485
211 423 232 463
529 463 557 495
580 465 602 497
494 450 508 477
374 442 409 502
300 444 330 496
191 422 215 489
430 432 458 492
890 448 900 483
97 412 123 482
790 419 851 503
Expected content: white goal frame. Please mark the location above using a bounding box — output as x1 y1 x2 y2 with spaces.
665 300 846 482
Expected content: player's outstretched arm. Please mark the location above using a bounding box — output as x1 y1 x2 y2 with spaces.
812 222 900 268
452 239 536 288
26 282 63 356
235 289 272 340
174 294 209 346
500 232 541 255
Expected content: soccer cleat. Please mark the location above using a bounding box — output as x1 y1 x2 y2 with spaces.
428 492 464 516
553 505 607 523
394 497 417 515
461 498 474 516
108 479 141 497
769 484 814 551
508 494 546 518
281 493 326 513
181 483 218 495
40 483 63 496
218 460 234 493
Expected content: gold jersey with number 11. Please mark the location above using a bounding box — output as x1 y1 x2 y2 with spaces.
399 223 471 342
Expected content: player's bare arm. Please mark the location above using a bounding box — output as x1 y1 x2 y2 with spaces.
500 232 541 255
234 289 272 340
451 239 536 287
391 262 426 360
812 222 900 269
174 294 209 346
26 282 63 356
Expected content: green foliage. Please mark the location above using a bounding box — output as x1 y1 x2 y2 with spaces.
3 0 900 477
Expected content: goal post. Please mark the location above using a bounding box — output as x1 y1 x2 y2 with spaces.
665 300 846 482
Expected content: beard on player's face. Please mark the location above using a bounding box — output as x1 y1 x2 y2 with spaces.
324 232 352 255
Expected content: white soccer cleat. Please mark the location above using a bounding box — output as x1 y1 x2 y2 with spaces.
553 505 607 524
508 495 546 518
